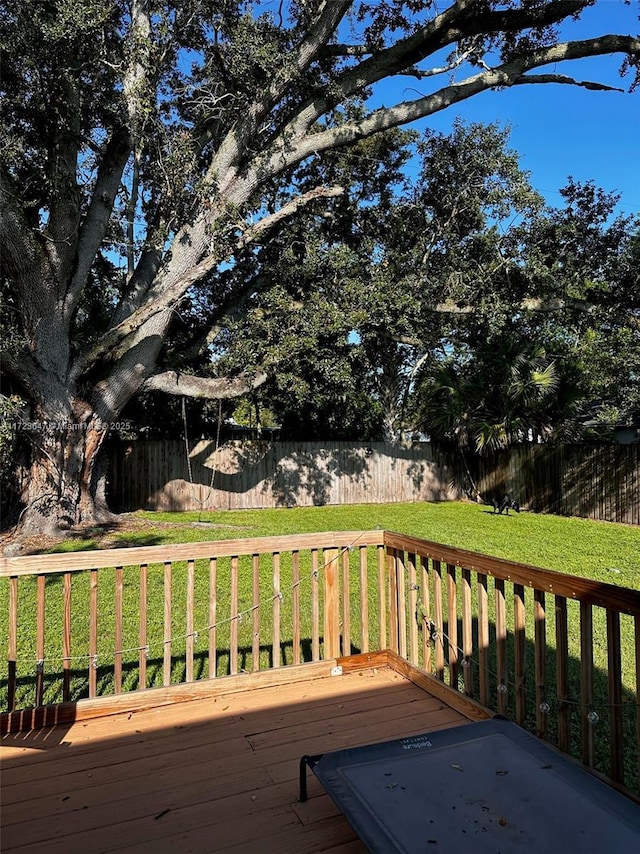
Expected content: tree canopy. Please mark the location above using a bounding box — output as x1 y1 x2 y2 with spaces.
221 119 639 448
1 0 638 534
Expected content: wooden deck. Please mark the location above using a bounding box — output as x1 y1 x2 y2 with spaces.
1 655 489 853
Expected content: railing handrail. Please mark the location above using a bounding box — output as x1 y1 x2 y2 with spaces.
384 532 640 618
0 530 385 577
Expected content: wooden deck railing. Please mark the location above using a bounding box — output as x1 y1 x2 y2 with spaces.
0 532 387 716
2 530 639 796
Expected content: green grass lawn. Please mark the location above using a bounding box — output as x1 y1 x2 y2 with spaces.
48 500 640 588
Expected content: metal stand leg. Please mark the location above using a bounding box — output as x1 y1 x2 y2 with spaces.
299 755 310 802
298 754 323 802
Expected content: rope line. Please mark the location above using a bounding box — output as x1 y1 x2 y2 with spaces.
423 618 640 713
9 541 640 717
10 537 364 668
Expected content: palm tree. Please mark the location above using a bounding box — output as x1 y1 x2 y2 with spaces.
416 336 569 453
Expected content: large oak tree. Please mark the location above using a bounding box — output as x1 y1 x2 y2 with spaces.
1 0 638 535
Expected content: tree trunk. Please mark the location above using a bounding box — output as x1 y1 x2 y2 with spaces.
19 413 112 537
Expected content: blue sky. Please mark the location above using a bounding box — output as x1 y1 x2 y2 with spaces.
368 2 639 214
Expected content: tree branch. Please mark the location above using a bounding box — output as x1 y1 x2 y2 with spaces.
512 73 624 93
141 370 267 399
63 126 133 323
425 296 598 316
399 47 480 80
251 34 640 183
0 163 49 289
44 72 82 284
0 349 44 400
69 185 344 380
237 185 345 250
311 1 592 125
323 44 370 58
246 1 619 178
207 0 352 191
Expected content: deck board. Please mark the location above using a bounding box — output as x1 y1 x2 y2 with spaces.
1 665 474 853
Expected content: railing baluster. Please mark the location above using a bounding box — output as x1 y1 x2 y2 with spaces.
514 584 526 727
163 561 172 687
387 548 399 656
420 556 431 675
291 551 300 665
495 578 508 715
114 566 123 694
63 572 72 702
606 608 624 783
408 552 419 666
252 554 261 670
534 589 547 740
477 573 489 706
272 552 280 668
580 601 594 766
461 568 473 696
36 575 46 707
396 550 407 659
230 556 239 675
89 569 98 698
359 546 369 654
447 564 458 689
341 547 351 657
209 557 217 678
138 564 147 691
432 560 444 681
555 596 570 753
311 549 320 661
7 576 18 712
186 559 195 682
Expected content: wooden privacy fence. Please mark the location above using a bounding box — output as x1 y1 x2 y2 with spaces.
469 442 639 525
108 440 460 512
2 531 640 797
108 439 639 524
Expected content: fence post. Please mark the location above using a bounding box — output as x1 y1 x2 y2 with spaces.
387 548 400 655
323 548 340 660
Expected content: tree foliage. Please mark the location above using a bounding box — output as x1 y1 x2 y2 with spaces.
218 120 639 448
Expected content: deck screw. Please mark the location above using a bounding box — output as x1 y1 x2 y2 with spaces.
539 702 551 714
587 710 599 724
497 682 508 694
